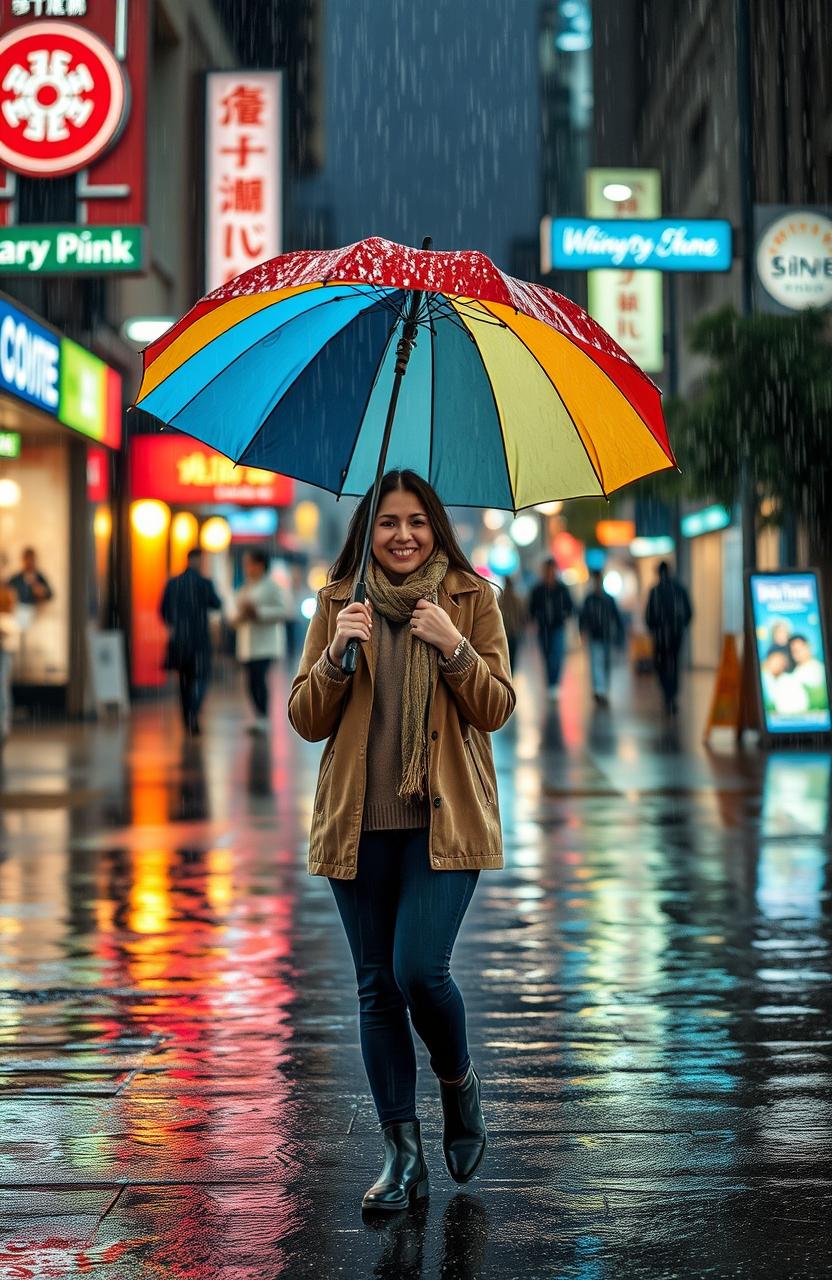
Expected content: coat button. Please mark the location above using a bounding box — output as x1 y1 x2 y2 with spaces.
431 730 438 740
433 796 441 808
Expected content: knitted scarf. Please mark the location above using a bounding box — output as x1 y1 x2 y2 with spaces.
363 546 450 799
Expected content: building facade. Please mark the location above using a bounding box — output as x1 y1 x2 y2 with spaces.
592 0 832 667
0 0 240 712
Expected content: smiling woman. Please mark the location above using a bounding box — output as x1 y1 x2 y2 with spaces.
372 489 435 585
288 466 516 1211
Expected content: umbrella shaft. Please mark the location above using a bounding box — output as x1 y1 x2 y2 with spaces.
341 288 424 673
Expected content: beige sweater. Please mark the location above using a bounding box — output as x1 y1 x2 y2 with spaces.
320 611 475 831
361 615 429 829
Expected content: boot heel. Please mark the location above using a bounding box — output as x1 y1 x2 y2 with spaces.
411 1175 429 1201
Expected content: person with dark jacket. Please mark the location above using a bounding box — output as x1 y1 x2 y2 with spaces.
579 570 625 705
7 546 53 605
160 548 222 735
528 557 574 698
645 561 693 715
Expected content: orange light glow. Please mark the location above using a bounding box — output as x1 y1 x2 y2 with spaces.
170 511 199 574
200 516 232 552
130 499 171 688
596 519 636 547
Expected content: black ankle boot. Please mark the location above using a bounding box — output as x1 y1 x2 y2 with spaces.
361 1118 430 1212
439 1063 487 1183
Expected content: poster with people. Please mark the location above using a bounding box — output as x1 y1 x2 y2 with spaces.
749 572 831 734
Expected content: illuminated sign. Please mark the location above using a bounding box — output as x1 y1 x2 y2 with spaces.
130 434 294 507
1 4 149 231
588 270 663 372
0 295 59 411
0 224 145 273
0 294 120 444
681 505 731 538
585 167 663 374
755 207 832 312
205 70 283 290
0 427 20 456
59 335 121 447
0 21 127 177
228 507 278 537
630 536 674 558
749 571 831 734
547 218 733 272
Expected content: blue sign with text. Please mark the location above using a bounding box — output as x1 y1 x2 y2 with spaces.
549 218 733 272
0 298 60 415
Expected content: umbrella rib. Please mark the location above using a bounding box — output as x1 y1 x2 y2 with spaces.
335 315 401 501
437 295 508 327
424 295 474 340
331 279 407 321
475 299 609 496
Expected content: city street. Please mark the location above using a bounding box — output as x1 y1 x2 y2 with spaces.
1 648 829 1278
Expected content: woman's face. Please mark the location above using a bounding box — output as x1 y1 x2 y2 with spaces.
372 488 435 582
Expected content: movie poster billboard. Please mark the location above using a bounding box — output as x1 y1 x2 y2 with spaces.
749 571 831 735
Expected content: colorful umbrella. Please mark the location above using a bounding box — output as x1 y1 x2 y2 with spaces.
136 235 675 506
134 235 676 670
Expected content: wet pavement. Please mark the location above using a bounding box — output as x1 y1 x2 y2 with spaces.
0 646 830 1278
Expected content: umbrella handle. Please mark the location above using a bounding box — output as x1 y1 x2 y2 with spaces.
341 580 366 674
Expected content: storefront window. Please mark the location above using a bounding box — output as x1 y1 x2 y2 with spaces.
0 430 69 686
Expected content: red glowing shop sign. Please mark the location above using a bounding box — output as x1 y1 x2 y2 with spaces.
0 21 126 176
0 1 148 226
130 434 293 508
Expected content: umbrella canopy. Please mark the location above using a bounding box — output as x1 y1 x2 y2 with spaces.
135 237 676 514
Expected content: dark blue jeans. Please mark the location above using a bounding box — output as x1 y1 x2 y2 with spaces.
538 625 566 687
328 826 480 1126
245 657 271 716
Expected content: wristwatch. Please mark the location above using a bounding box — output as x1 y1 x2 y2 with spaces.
443 635 468 663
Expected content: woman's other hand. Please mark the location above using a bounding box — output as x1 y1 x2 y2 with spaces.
410 599 462 658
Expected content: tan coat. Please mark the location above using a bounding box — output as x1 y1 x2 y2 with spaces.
288 567 516 878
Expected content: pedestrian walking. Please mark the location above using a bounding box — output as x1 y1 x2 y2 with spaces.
232 548 289 734
645 561 693 715
578 570 625 705
497 573 528 671
288 469 515 1213
528 557 574 697
6 546 53 606
160 548 222 736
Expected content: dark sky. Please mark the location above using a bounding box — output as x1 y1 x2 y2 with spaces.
300 0 540 268
216 0 541 270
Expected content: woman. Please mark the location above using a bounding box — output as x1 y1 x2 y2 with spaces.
232 547 288 733
288 470 515 1214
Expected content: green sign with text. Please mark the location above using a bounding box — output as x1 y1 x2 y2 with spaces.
0 429 21 458
0 225 146 275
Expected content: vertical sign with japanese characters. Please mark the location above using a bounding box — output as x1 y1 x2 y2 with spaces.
205 70 282 292
585 168 663 373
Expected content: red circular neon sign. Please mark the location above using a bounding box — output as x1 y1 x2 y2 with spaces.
0 22 127 178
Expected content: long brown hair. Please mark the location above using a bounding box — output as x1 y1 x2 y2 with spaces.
328 470 486 586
